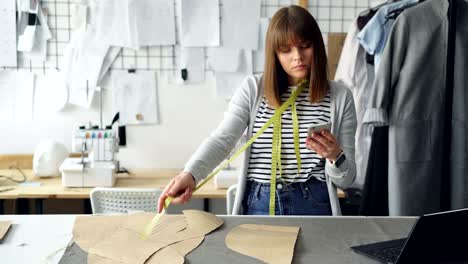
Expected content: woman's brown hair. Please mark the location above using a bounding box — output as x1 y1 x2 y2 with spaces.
264 5 329 108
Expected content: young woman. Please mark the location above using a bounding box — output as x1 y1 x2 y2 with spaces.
158 5 357 216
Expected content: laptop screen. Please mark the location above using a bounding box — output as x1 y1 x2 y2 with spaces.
397 208 468 263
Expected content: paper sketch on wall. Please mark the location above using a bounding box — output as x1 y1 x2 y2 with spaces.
95 0 176 49
16 0 52 62
180 0 220 47
0 0 17 67
112 70 159 125
63 25 110 108
220 0 261 50
211 49 253 100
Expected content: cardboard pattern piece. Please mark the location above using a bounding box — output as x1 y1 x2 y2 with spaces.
86 237 204 264
225 224 300 264
0 221 12 240
79 214 188 264
73 210 222 264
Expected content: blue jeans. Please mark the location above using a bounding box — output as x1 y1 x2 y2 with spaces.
242 177 332 215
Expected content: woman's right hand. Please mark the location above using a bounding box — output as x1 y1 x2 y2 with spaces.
157 172 196 213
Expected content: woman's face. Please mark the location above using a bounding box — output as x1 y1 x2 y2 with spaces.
276 40 313 85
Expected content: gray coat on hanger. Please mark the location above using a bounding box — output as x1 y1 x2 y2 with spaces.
363 0 452 216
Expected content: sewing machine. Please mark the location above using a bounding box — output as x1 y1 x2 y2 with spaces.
60 128 118 187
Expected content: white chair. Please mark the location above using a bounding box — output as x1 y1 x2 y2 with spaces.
90 187 162 214
226 184 237 215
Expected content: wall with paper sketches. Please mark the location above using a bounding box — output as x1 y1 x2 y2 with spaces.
1 0 373 170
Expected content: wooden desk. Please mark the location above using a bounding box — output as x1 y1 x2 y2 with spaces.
0 169 225 214
0 169 225 199
0 169 345 214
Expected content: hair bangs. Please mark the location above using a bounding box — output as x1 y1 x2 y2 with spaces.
271 11 314 51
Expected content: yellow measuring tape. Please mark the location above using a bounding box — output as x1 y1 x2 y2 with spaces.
269 87 302 215
141 80 308 239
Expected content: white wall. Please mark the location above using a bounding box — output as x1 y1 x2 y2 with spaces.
1 0 374 171
0 71 238 170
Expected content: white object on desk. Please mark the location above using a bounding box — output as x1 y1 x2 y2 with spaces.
0 215 75 264
60 158 116 187
214 169 239 189
18 181 41 187
33 139 69 177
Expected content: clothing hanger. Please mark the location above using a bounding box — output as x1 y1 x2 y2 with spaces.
357 0 400 30
384 0 424 20
358 0 399 18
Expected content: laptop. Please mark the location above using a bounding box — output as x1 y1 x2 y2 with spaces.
351 208 468 264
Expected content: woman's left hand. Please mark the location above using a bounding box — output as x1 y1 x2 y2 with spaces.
305 130 342 162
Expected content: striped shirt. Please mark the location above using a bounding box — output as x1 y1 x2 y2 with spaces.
247 86 331 184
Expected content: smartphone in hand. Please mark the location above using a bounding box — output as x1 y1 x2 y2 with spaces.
307 122 332 138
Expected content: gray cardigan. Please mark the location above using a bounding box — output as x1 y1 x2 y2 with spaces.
184 75 357 215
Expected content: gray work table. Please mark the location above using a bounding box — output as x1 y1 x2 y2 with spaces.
0 214 417 264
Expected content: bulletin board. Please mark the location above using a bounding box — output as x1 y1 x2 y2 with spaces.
4 0 372 75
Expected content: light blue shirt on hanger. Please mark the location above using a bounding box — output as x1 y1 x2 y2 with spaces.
357 0 420 73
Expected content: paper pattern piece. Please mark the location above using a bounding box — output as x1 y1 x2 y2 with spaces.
17 0 39 52
225 224 300 264
71 2 88 30
221 0 261 50
63 26 109 108
112 70 159 125
215 50 252 99
18 5 53 62
95 0 133 48
133 0 176 46
96 0 176 48
85 231 203 264
73 210 222 264
0 221 12 240
208 48 241 73
0 0 17 67
98 47 122 84
180 0 219 47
